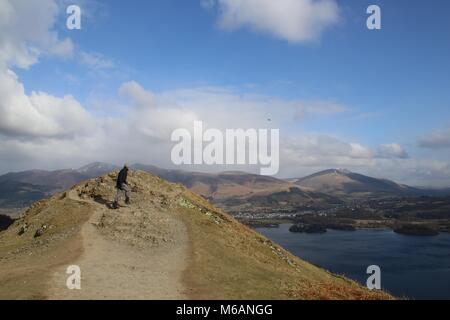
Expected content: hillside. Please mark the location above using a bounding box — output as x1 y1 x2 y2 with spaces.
0 169 88 191
293 169 420 198
0 181 53 208
0 170 391 299
216 186 343 215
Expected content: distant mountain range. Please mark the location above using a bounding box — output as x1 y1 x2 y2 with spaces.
0 162 448 214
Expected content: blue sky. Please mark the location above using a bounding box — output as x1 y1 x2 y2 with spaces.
2 0 450 186
19 0 450 141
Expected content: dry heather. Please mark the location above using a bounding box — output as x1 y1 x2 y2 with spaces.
0 170 393 300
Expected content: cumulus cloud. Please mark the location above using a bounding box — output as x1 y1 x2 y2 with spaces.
207 0 340 43
0 62 407 177
418 128 450 149
281 135 407 168
375 143 409 159
156 86 347 131
119 81 156 108
119 81 198 141
0 74 442 186
0 0 73 69
0 69 93 138
0 0 90 139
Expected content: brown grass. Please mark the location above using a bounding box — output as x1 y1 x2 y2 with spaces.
179 189 392 300
0 196 92 299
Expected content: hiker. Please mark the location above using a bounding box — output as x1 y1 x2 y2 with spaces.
113 163 130 209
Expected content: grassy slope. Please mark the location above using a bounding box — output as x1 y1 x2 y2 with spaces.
0 195 91 299
178 189 392 299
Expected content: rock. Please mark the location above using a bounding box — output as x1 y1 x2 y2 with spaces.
34 224 48 238
18 223 29 236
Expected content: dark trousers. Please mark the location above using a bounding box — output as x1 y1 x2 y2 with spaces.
114 183 130 203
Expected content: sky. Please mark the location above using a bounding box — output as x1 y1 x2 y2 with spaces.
1 0 450 187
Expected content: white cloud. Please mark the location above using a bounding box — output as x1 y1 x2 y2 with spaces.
0 0 90 138
0 77 446 186
207 0 340 43
119 81 156 108
0 0 73 69
418 128 450 149
376 143 408 159
50 38 74 58
156 86 346 131
119 81 198 141
0 68 93 138
281 135 407 167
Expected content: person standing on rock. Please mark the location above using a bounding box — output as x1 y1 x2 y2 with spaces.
113 163 130 209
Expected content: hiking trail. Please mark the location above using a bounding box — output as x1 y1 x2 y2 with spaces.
47 182 189 299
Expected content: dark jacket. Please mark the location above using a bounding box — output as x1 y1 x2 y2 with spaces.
116 167 128 189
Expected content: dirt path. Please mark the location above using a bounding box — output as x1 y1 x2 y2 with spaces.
47 190 188 299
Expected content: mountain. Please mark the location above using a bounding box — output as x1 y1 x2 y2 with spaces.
215 186 343 215
0 169 87 191
133 163 293 200
0 170 390 299
292 169 421 198
76 162 120 177
132 164 343 214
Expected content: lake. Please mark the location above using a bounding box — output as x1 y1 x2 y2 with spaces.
255 224 450 299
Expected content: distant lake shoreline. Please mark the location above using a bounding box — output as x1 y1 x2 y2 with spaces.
255 224 450 300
